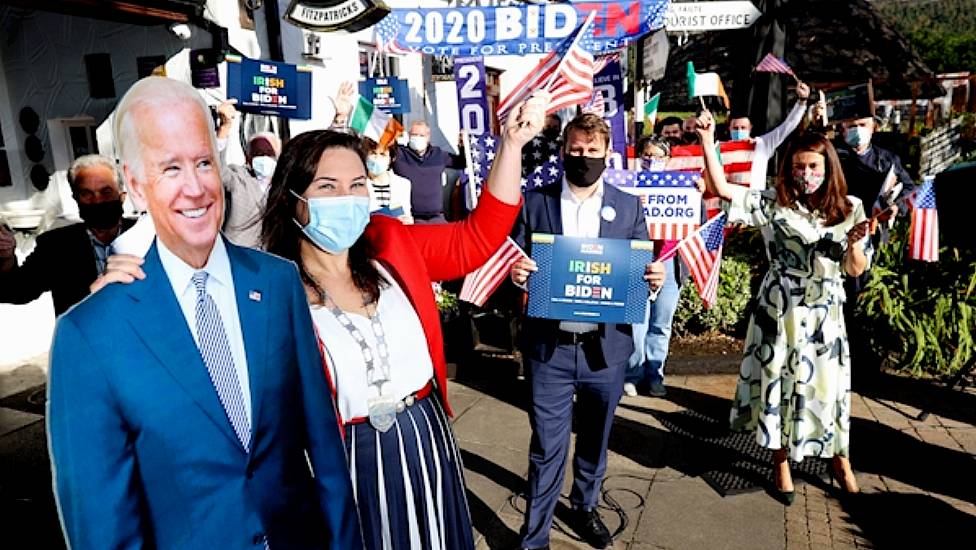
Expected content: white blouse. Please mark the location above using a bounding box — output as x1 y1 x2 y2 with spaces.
310 263 434 421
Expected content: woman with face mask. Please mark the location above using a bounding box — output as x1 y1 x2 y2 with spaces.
697 110 872 505
363 138 413 224
259 92 549 550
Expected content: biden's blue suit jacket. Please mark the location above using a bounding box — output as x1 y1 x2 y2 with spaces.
47 239 362 549
512 181 650 369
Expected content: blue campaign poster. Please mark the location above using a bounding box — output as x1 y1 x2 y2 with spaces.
527 234 653 324
359 77 410 114
225 55 313 119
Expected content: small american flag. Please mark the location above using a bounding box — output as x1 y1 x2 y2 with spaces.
496 11 598 125
375 15 410 55
459 238 528 307
662 212 727 308
908 177 939 262
755 53 795 77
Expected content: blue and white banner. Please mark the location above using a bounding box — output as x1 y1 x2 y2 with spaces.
454 56 491 136
527 234 653 324
225 55 313 119
608 169 702 240
376 0 670 57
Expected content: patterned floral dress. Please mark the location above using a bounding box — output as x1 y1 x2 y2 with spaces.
727 187 873 462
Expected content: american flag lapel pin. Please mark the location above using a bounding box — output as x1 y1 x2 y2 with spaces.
249 290 262 302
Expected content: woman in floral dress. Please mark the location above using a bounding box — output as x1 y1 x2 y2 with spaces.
696 111 872 504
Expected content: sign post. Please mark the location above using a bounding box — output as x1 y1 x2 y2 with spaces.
665 1 762 32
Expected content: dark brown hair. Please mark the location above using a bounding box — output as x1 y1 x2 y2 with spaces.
260 130 387 305
775 132 852 226
562 113 611 150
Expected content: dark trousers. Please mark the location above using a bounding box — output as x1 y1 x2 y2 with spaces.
413 213 447 224
521 339 625 549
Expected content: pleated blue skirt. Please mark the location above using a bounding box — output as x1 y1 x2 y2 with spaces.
344 391 475 550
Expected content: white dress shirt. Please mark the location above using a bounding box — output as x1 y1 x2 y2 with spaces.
157 237 252 422
310 263 434 421
559 177 604 333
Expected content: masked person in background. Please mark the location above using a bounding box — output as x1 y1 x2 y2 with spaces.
364 137 413 224
214 99 281 248
392 120 466 224
510 113 666 550
0 154 133 315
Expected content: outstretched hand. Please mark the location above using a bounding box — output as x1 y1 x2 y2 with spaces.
333 81 356 119
504 90 551 148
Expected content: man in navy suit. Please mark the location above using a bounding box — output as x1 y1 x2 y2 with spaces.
511 114 664 550
46 77 362 549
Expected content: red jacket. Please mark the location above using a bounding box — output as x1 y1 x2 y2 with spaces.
321 189 521 418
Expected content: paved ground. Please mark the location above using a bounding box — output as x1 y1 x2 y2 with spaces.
1 351 974 549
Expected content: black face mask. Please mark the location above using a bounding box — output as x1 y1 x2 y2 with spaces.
562 155 605 187
542 127 561 141
78 199 123 230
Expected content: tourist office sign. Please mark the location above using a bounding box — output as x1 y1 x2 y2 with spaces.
379 0 669 56
285 0 389 32
527 234 654 324
665 1 763 32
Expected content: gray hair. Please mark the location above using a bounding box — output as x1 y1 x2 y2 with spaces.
113 76 218 181
68 154 122 192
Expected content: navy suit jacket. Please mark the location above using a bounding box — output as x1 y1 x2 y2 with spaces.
47 239 362 549
512 182 650 368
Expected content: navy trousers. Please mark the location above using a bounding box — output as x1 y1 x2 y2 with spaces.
521 338 625 549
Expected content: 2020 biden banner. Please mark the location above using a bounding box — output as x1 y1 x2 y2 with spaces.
527 234 653 324
377 0 669 57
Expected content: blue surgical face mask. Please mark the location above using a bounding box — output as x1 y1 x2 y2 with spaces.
291 191 371 255
251 156 277 180
366 155 390 175
730 129 750 141
845 126 872 148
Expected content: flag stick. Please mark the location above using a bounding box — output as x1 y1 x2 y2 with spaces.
543 10 597 90
698 96 707 111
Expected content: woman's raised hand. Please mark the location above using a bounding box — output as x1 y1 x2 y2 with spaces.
504 90 551 148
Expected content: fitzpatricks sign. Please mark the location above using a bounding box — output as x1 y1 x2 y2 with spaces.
225 55 313 119
380 0 669 56
285 0 389 32
453 56 491 136
359 77 410 114
527 234 653 324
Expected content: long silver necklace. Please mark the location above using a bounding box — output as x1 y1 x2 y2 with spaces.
308 273 397 432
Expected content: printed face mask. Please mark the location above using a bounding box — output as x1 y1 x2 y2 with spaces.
562 155 606 187
793 169 826 194
291 191 371 254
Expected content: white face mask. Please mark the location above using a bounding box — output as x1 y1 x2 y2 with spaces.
845 126 872 148
251 156 277 180
408 135 428 152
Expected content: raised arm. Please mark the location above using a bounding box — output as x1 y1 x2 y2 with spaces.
408 91 549 280
758 82 810 151
695 110 734 202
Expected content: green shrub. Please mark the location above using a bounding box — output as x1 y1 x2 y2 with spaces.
672 228 761 336
855 220 976 377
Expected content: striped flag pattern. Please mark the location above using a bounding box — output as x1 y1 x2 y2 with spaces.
908 177 939 262
375 15 410 55
664 212 727 308
581 89 606 117
496 12 598 125
668 141 757 219
643 92 661 136
755 53 796 77
459 238 529 307
350 96 403 149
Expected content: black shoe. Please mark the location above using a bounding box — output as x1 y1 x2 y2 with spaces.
570 507 612 549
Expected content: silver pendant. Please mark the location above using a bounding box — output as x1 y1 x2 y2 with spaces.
367 395 398 433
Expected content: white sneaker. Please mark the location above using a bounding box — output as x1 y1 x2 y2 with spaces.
623 383 638 397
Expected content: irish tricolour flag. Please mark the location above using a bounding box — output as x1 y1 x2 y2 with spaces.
350 96 403 149
687 62 729 108
643 92 660 136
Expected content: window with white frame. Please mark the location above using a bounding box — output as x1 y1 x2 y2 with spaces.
358 43 399 80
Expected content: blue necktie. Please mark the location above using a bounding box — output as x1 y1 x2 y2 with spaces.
192 271 251 452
